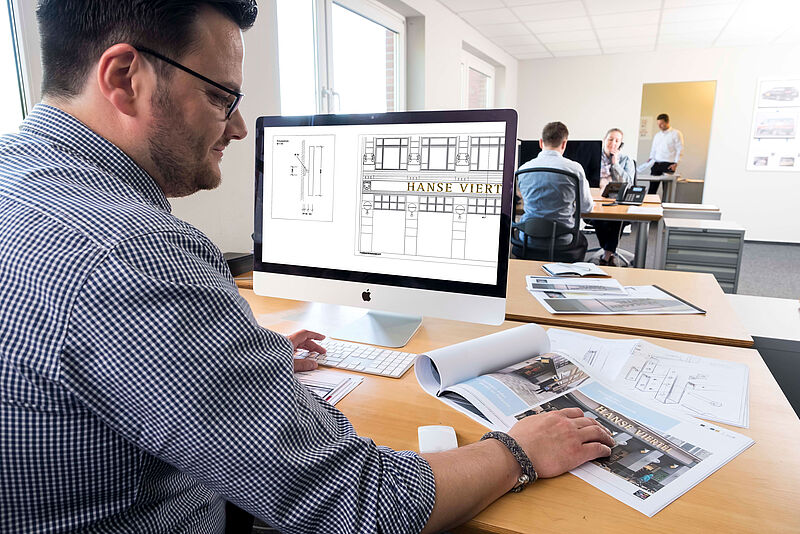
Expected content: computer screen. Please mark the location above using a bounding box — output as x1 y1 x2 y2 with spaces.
253 109 518 346
518 139 602 187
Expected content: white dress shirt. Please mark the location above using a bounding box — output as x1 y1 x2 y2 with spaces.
650 127 684 163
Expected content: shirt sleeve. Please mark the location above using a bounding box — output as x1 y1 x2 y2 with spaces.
674 130 684 164
59 230 435 533
576 164 594 214
611 156 635 185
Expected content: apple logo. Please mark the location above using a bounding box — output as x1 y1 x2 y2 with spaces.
361 289 371 302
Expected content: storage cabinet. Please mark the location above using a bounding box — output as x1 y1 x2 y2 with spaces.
658 218 745 293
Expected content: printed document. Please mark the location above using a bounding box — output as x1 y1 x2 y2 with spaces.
414 325 753 516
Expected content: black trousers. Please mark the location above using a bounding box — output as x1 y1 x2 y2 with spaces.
648 161 675 194
592 220 628 253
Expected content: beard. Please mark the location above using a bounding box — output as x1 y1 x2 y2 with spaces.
148 89 222 198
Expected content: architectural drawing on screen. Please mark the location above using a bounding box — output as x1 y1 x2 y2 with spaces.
271 135 335 221
357 133 504 265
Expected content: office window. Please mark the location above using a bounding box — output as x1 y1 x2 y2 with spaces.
276 0 405 115
460 51 495 110
0 1 25 133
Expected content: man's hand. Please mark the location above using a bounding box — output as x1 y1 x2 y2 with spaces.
287 329 326 372
508 407 615 478
668 163 677 172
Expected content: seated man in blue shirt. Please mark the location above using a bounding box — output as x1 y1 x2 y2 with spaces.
517 122 594 252
0 3 614 533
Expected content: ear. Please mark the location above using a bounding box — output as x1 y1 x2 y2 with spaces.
560 138 568 151
539 139 544 149
96 43 154 117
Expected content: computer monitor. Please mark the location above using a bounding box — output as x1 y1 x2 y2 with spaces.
518 139 602 187
254 109 518 347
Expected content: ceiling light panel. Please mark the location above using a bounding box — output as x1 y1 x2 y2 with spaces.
592 10 660 28
512 1 587 22
524 16 592 33
584 0 662 15
438 0 505 13
475 22 531 37
460 8 517 26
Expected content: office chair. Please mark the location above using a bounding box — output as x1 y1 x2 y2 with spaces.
585 159 637 267
510 167 588 262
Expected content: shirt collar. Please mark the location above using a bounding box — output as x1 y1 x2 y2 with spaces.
540 149 561 156
20 104 171 213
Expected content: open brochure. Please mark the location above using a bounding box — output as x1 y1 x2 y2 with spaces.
542 262 609 277
414 324 753 516
526 280 705 315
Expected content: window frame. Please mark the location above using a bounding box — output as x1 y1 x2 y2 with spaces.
459 50 495 110
304 0 406 114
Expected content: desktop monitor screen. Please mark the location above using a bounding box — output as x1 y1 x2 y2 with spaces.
253 109 518 346
518 139 602 187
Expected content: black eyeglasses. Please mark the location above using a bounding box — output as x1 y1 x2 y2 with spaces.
135 46 243 120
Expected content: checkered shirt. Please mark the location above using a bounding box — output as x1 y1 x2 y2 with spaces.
0 104 435 533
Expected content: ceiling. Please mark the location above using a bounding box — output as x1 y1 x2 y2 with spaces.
437 0 800 60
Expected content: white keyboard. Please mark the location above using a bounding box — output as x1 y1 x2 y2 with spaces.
296 338 418 379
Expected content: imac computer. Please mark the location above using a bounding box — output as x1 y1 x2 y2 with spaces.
253 109 517 347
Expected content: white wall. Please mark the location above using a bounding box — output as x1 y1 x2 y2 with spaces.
517 45 800 243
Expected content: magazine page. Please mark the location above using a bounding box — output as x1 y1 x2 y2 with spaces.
526 380 753 517
526 276 626 295
443 350 592 429
531 285 704 315
415 323 550 396
547 329 750 427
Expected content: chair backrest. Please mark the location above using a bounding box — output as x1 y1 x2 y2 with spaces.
515 167 582 236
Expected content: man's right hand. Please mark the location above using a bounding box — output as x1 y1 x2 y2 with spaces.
508 407 615 478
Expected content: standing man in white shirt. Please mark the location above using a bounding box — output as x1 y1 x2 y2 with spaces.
646 113 684 194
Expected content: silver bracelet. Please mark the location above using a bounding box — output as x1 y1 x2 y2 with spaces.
480 431 538 493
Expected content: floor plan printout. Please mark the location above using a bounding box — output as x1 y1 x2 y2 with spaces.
357 132 504 266
547 329 750 427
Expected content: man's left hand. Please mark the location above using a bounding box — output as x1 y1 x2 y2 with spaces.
668 163 677 172
288 329 326 372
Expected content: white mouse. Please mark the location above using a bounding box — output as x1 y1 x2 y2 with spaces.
418 425 458 454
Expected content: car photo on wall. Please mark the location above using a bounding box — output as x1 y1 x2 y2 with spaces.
754 116 796 138
761 86 799 101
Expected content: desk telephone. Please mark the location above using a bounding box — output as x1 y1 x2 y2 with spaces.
601 182 646 206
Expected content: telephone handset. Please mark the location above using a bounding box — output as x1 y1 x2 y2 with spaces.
602 183 646 206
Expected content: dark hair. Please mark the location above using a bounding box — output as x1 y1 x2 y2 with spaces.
37 0 258 99
656 113 670 122
541 121 569 147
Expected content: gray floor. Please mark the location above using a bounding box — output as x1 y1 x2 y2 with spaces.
589 226 800 298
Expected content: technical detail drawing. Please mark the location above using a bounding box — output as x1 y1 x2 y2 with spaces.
619 343 736 420
357 133 505 265
271 135 335 221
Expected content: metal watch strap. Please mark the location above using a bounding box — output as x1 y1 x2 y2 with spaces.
480 431 538 493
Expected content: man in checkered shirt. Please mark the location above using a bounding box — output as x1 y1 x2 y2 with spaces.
0 1 615 533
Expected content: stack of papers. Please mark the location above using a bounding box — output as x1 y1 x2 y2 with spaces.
526 276 705 315
542 262 609 277
296 369 363 405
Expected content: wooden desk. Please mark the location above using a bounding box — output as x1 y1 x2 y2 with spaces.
505 259 753 348
585 188 663 269
239 290 800 534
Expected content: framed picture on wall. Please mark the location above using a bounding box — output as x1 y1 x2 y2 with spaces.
746 78 800 171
